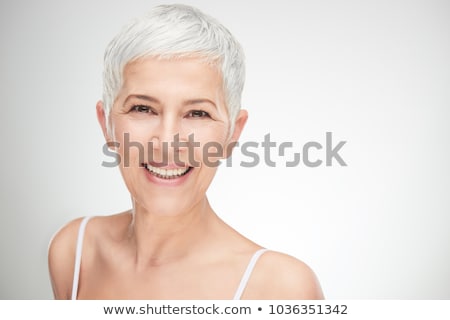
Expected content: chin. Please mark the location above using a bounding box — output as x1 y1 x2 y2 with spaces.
134 191 204 217
123 161 216 216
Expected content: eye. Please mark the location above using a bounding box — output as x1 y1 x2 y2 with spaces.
187 110 210 118
130 105 153 113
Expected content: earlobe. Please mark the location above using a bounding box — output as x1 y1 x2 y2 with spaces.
225 109 248 158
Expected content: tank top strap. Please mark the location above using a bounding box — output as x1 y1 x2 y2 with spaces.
233 248 269 300
71 216 93 300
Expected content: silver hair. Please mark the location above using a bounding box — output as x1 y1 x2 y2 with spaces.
102 4 245 134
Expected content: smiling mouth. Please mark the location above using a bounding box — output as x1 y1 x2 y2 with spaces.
143 163 193 179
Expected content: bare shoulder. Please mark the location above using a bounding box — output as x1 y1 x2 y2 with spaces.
48 213 129 299
245 250 324 299
47 217 87 299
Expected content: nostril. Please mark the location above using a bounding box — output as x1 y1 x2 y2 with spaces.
148 136 160 149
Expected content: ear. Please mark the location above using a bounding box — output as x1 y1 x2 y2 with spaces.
225 109 248 158
96 100 111 142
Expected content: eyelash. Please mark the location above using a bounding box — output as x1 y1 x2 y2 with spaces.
130 105 153 113
187 110 210 118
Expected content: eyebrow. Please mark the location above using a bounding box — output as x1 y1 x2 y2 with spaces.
124 94 160 105
124 95 217 109
183 98 217 110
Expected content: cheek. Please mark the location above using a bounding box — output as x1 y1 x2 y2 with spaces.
111 119 155 166
111 116 230 166
113 117 156 140
187 125 229 165
197 141 225 167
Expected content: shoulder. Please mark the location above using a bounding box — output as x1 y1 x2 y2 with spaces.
245 250 324 299
47 216 89 299
47 213 130 299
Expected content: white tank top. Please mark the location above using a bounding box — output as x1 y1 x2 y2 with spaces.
71 216 268 300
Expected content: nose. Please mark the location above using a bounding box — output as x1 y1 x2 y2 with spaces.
150 115 187 165
152 114 183 146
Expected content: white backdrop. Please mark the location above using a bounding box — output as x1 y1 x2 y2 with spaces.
0 0 449 299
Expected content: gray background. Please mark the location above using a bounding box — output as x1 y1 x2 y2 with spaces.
1 0 449 299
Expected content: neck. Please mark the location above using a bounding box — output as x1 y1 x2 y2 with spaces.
127 196 213 268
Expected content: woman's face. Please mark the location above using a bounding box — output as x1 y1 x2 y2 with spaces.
99 57 246 216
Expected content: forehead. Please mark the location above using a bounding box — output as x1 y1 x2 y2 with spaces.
119 57 224 101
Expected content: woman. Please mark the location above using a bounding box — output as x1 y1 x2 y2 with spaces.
48 4 324 300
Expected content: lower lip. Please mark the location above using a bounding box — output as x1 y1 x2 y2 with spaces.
143 167 193 186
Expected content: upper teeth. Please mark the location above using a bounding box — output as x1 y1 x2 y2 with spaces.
145 164 190 178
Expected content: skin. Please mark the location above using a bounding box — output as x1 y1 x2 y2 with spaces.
48 57 324 299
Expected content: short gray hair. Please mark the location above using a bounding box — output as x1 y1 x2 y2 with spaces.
102 4 245 134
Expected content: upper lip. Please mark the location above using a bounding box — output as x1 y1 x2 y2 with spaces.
144 162 190 169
